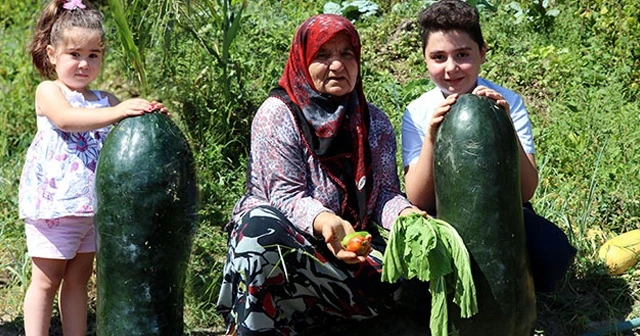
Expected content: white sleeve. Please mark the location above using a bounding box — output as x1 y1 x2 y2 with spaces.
401 106 426 168
402 89 443 167
479 77 536 155
509 95 535 154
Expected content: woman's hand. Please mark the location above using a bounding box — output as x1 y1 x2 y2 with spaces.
313 212 369 264
472 86 510 116
399 206 428 218
427 93 458 144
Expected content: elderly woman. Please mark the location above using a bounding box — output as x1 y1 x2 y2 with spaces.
216 14 424 335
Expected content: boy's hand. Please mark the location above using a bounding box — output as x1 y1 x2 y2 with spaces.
473 86 510 115
428 93 458 144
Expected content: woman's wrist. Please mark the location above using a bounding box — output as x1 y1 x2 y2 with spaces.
399 206 428 218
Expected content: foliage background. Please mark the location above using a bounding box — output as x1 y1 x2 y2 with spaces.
1 0 639 335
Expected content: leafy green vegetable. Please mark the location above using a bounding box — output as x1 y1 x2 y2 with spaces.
382 213 478 336
323 0 379 22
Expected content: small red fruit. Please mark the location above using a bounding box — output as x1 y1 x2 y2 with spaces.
342 232 372 256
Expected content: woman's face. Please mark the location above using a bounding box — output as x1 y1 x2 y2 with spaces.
308 32 358 97
424 29 486 95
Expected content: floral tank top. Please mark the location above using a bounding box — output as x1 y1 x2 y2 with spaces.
19 88 111 220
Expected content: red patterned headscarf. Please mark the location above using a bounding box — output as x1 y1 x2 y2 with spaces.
278 14 363 119
277 14 372 228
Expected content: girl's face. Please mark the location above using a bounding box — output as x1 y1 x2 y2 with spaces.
308 32 359 97
424 29 486 95
47 27 103 92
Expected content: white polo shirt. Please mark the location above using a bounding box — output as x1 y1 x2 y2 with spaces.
402 77 535 167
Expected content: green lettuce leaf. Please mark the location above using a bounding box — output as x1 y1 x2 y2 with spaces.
381 213 478 336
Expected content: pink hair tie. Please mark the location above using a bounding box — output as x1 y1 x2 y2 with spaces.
63 0 86 10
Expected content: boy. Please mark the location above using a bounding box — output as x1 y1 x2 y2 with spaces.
401 0 575 292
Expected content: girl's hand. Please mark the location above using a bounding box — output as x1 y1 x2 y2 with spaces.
116 98 154 118
472 86 510 116
313 212 368 264
427 93 458 144
147 101 170 116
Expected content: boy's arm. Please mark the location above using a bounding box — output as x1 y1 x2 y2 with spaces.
474 86 539 201
402 104 436 213
404 146 436 213
519 149 538 202
403 94 458 213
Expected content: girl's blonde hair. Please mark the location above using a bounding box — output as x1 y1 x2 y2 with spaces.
28 0 105 79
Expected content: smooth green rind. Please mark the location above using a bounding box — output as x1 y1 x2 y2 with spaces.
434 94 535 335
94 113 198 336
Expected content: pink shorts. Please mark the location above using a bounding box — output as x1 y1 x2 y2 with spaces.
25 217 95 260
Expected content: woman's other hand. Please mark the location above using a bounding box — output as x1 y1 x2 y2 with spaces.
399 206 428 218
313 212 368 264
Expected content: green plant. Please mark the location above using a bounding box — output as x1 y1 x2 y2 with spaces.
468 0 497 12
382 214 477 336
577 136 609 245
104 0 186 96
2 217 30 293
177 0 247 122
324 0 380 21
107 0 147 93
506 0 560 31
2 0 640 334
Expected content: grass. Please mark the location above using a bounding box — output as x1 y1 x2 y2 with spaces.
2 0 640 335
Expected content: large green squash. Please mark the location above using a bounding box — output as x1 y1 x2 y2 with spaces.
95 112 197 336
433 94 536 335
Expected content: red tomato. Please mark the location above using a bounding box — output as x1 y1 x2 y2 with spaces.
344 234 372 255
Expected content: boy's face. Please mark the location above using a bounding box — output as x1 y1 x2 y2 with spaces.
423 29 486 95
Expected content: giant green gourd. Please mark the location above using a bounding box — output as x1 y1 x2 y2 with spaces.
94 112 197 336
433 94 536 335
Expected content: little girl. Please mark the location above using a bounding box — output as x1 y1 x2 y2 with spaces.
20 0 166 335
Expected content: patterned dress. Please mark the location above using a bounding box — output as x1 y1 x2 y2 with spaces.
216 98 412 335
19 88 111 220
217 14 414 335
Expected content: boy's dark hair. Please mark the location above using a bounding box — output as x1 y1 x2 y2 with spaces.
418 0 485 53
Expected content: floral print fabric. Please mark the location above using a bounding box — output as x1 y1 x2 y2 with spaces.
19 89 111 219
231 97 412 235
217 206 399 335
277 14 372 229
